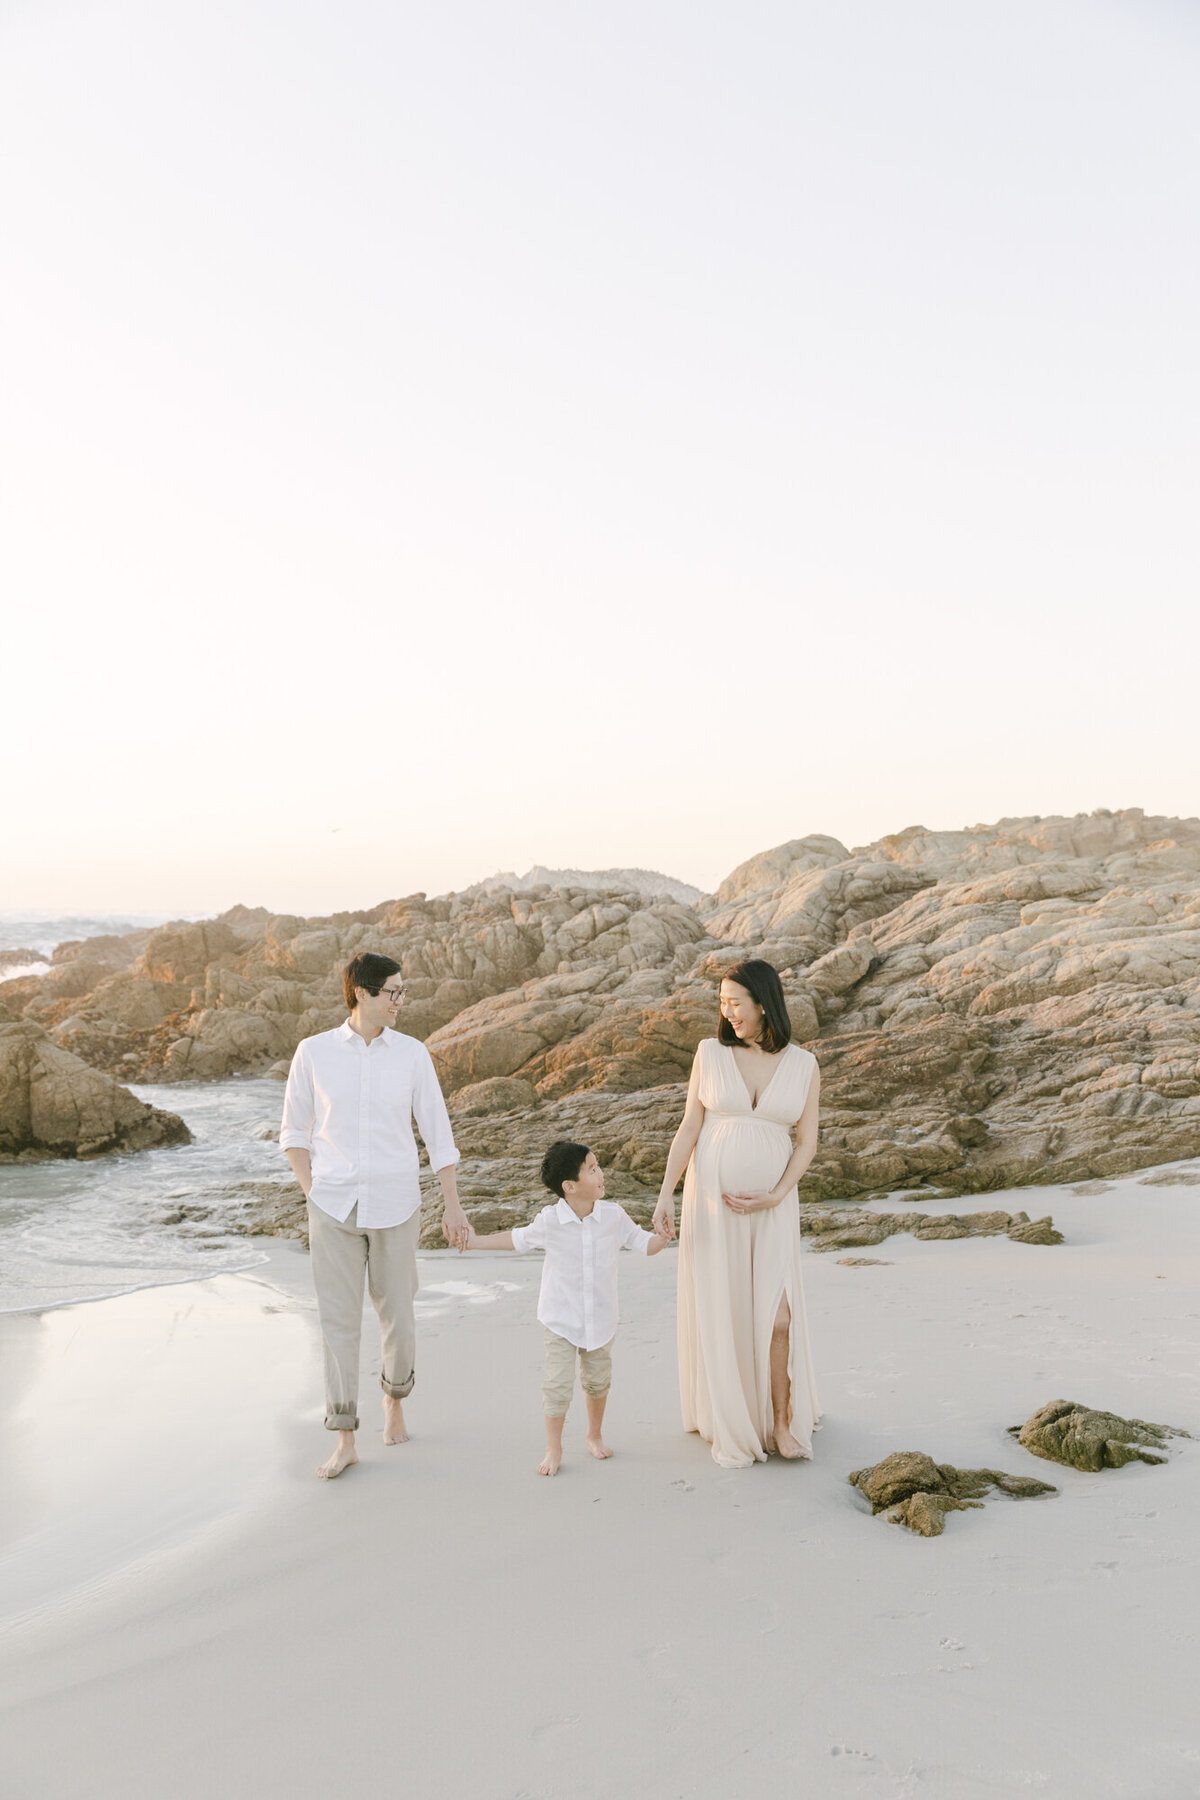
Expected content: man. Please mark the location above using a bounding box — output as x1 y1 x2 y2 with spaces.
280 951 469 1479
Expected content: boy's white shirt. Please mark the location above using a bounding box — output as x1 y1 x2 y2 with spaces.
511 1198 651 1350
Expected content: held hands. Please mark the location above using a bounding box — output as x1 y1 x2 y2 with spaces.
652 1201 676 1241
722 1190 781 1215
442 1201 471 1254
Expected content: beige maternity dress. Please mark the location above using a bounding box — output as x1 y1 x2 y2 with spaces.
677 1036 821 1468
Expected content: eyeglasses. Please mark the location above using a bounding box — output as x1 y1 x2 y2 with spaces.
378 985 406 1001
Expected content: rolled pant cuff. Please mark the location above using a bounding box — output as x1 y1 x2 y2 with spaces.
379 1372 415 1400
325 1411 359 1432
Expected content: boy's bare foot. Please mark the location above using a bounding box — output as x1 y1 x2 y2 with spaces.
537 1447 563 1476
382 1396 410 1445
773 1422 805 1460
316 1439 358 1479
586 1435 613 1461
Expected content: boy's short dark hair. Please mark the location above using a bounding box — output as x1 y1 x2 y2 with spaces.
343 951 403 1011
540 1140 591 1198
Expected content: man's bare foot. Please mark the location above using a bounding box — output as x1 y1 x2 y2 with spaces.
538 1447 563 1476
773 1421 806 1460
316 1439 358 1479
382 1396 410 1446
586 1435 613 1461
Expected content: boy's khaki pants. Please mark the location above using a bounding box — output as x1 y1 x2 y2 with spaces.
307 1202 419 1431
542 1327 613 1418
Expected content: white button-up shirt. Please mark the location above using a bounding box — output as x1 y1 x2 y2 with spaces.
280 1022 459 1227
511 1199 651 1351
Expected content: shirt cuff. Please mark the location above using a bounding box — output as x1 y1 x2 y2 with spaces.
510 1224 532 1251
279 1130 312 1151
428 1147 461 1171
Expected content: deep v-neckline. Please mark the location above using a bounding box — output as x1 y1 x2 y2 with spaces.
725 1042 789 1113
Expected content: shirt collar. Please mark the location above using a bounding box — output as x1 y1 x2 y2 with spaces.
555 1198 598 1226
338 1020 392 1050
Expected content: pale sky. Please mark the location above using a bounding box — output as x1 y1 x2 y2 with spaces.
3 1 1197 916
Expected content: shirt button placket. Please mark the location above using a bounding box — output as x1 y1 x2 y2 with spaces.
583 1218 594 1346
359 1045 371 1221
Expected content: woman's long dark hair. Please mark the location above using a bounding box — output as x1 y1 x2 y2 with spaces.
717 958 792 1054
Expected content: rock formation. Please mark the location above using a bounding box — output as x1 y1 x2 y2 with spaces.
0 947 46 974
461 866 702 905
849 1451 1057 1536
1009 1399 1192 1470
799 1206 1062 1253
4 807 1200 1209
0 1014 190 1160
150 1179 308 1243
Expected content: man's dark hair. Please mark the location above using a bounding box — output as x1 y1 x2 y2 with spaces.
343 951 403 1011
716 958 793 1053
540 1140 591 1198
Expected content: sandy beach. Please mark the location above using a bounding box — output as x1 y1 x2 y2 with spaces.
1 1172 1197 1800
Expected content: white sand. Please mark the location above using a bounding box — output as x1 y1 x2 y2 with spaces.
1 1174 1197 1800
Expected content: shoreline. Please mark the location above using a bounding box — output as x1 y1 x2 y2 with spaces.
0 1250 271 1319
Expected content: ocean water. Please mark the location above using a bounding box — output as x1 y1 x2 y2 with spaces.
0 1080 287 1313
0 913 174 960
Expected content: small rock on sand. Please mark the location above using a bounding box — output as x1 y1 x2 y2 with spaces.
1009 1399 1193 1470
849 1450 1056 1536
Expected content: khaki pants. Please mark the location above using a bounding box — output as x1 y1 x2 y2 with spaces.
307 1202 419 1432
541 1327 613 1418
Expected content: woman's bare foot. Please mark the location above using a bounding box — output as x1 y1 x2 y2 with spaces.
537 1447 563 1477
773 1421 805 1460
382 1396 410 1445
586 1435 614 1461
316 1433 358 1479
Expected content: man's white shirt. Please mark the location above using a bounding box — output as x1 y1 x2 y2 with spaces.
280 1022 459 1227
511 1199 651 1350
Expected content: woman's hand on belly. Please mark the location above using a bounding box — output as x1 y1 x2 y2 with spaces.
722 1189 785 1215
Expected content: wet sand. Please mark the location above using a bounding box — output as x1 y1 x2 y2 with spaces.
1 1177 1197 1799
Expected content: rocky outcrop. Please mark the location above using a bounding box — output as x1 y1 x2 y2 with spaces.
849 1451 1056 1536
1009 1400 1192 1470
156 1179 308 1240
462 865 703 906
0 1016 189 1160
448 1076 539 1117
0 947 45 974
799 1205 1062 1252
7 808 1200 1203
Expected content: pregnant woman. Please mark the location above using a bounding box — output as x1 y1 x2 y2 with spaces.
652 958 821 1468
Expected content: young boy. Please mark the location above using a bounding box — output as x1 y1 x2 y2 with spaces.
467 1140 669 1476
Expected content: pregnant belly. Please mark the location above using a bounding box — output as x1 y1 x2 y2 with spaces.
701 1118 791 1194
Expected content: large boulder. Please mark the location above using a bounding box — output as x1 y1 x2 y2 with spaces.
715 836 849 906
163 1008 300 1080
0 1018 189 1159
448 1077 539 1117
139 920 241 984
